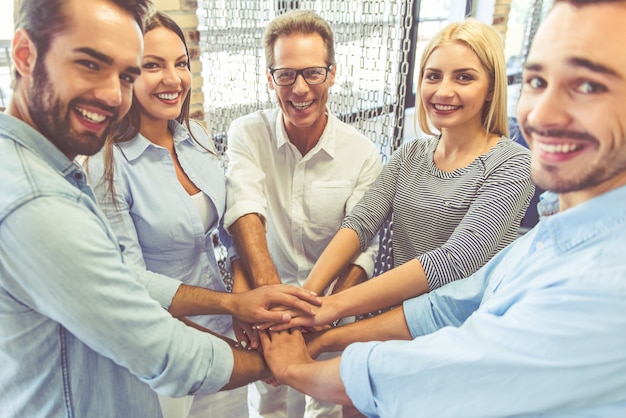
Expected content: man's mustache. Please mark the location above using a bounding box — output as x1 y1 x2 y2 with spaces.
522 124 597 142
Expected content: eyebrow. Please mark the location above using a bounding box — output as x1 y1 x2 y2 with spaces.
525 58 623 80
569 57 622 79
423 67 479 73
75 47 141 76
143 53 188 62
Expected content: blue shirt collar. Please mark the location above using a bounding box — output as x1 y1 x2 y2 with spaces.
115 120 192 162
0 112 84 179
540 185 626 254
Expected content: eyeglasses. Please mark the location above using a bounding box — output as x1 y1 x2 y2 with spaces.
269 66 333 86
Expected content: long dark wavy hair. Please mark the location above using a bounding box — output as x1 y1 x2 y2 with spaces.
85 11 207 202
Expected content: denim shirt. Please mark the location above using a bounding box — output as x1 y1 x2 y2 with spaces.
342 185 626 417
86 121 232 335
0 113 233 417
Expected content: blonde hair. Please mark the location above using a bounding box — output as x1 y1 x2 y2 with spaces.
416 18 509 138
263 9 336 69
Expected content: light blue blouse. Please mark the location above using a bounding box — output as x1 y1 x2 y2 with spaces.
87 120 232 334
340 185 626 417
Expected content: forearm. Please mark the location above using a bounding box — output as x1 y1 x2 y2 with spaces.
304 228 362 294
309 307 412 356
184 315 271 390
222 347 271 390
330 264 367 295
231 213 281 287
231 259 253 293
168 284 235 317
325 259 430 320
283 357 351 405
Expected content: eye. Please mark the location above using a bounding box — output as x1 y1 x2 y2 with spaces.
574 80 606 94
525 76 546 89
275 70 294 81
176 60 189 68
120 73 137 85
142 62 160 70
457 73 474 82
305 67 324 76
424 72 441 81
77 60 99 71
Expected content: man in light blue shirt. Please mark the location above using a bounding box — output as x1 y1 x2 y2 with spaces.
259 1 626 416
0 0 321 417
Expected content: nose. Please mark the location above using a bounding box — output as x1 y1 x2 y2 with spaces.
521 85 572 129
435 77 455 98
93 73 123 107
291 73 309 95
163 65 182 86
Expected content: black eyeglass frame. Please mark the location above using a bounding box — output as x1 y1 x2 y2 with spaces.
268 65 333 86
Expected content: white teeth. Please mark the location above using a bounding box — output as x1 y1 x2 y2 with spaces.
433 104 460 111
539 143 582 153
292 100 312 110
76 107 106 123
157 92 178 100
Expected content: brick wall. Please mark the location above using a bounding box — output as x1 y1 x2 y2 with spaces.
154 0 205 120
492 0 513 42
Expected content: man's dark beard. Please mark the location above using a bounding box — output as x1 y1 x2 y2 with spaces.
28 61 118 157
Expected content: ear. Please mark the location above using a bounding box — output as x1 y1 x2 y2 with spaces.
266 68 275 90
485 85 494 102
12 29 38 79
328 64 336 87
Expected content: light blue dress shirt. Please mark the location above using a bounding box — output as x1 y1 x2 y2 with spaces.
340 185 626 417
0 113 233 417
87 120 232 334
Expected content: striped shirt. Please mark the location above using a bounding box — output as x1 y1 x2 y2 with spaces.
342 135 534 290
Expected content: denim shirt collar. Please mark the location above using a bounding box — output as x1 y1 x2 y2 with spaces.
115 120 195 162
0 113 86 182
540 185 626 254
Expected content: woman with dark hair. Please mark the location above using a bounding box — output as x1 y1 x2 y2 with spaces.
85 11 247 418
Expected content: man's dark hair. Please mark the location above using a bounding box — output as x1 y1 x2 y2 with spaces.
13 0 152 80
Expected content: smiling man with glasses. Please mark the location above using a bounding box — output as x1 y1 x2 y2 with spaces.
269 65 333 86
224 9 382 418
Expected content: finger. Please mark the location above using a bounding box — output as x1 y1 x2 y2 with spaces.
258 330 272 349
267 317 314 332
268 295 320 316
248 328 261 350
277 285 322 305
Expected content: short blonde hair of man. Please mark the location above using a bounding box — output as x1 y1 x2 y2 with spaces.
263 9 336 69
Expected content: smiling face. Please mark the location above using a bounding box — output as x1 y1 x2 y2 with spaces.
267 33 336 140
517 2 626 205
419 41 492 137
25 0 143 159
133 26 191 123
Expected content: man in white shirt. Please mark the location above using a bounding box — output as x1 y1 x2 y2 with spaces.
224 9 382 418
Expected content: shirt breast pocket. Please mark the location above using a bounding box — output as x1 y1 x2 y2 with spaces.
306 180 353 233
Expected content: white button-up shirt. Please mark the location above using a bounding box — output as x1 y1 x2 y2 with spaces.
225 108 382 286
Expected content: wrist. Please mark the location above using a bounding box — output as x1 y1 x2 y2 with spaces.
323 293 344 324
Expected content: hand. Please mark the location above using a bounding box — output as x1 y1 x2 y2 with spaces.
303 328 328 359
254 297 337 331
232 284 322 324
233 317 260 351
259 329 314 382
